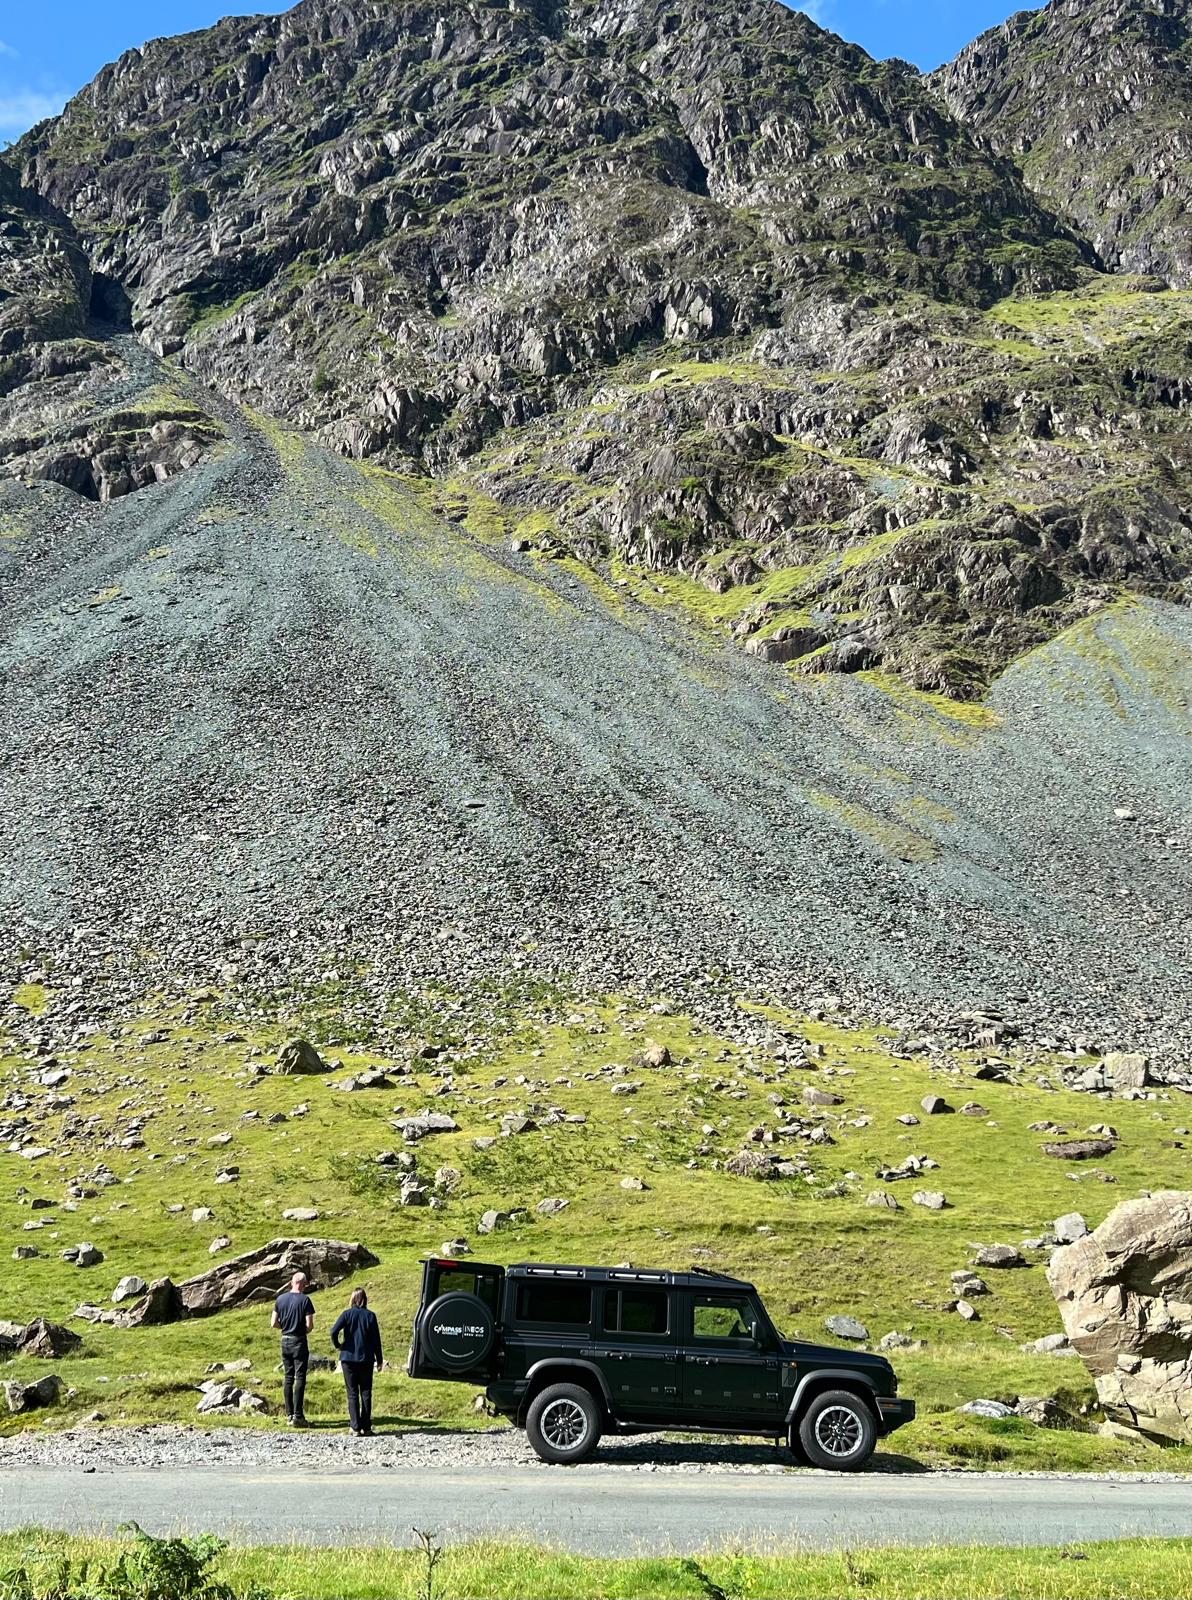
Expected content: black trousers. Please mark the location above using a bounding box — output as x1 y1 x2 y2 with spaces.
281 1337 309 1419
341 1358 373 1432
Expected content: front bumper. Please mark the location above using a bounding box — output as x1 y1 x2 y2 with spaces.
875 1395 916 1433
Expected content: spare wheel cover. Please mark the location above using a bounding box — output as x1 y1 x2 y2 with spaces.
421 1292 496 1371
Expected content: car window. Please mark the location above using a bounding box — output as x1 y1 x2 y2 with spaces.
514 1280 593 1326
602 1288 669 1335
692 1293 757 1341
433 1267 501 1312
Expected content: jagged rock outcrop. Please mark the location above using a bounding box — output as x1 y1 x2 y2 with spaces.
176 1237 379 1316
934 0 1192 288
0 158 222 501
6 0 1192 691
1047 1191 1192 1443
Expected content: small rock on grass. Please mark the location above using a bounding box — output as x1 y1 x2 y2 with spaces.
825 1314 868 1342
974 1244 1026 1268
912 1190 948 1210
959 1399 1014 1419
1054 1212 1088 1243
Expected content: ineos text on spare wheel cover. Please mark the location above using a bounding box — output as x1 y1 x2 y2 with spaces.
421 1291 496 1371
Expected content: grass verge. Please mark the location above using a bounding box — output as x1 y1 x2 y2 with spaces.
2 1530 1191 1600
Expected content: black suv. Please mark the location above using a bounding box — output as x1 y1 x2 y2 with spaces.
408 1259 914 1469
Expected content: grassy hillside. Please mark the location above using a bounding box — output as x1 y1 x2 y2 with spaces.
3 978 1190 1471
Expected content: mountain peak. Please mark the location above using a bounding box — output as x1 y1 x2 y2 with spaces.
933 0 1192 285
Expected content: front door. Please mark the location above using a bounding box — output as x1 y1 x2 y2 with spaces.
679 1289 781 1428
593 1284 677 1420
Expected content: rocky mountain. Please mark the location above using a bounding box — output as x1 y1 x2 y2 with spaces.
934 0 1192 287
2 0 1192 1052
9 0 1191 695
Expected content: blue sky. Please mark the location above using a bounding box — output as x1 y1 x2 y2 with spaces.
0 1 1036 144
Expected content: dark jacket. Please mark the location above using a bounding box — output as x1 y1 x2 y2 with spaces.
331 1305 383 1368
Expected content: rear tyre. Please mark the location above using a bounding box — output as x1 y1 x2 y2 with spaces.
796 1389 876 1471
525 1382 602 1465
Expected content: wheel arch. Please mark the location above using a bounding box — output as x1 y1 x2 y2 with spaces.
785 1369 880 1432
518 1359 612 1425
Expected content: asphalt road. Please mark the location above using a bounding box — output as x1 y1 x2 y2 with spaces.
0 1467 1189 1554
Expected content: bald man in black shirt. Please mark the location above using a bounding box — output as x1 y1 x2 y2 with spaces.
271 1270 316 1426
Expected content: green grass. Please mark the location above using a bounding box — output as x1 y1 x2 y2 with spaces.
3 981 1191 1472
2 1531 1190 1600
984 275 1192 349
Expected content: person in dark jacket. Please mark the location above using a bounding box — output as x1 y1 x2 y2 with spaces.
330 1286 383 1436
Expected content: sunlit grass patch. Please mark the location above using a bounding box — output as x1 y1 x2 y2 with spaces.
2 982 1191 1474
1 1531 1191 1600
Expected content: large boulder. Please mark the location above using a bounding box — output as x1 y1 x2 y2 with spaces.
176 1238 379 1316
1047 1191 1192 1444
4 1375 62 1413
15 1318 82 1359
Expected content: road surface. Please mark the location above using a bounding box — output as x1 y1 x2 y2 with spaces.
0 1467 1189 1553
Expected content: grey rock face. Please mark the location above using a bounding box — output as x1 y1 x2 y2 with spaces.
1102 1052 1151 1090
13 1 1192 701
1047 1189 1192 1443
933 0 1192 287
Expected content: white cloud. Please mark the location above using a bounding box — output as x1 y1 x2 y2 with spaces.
0 42 18 59
0 88 67 137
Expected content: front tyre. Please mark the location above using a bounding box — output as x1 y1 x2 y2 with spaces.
526 1383 602 1465
796 1389 877 1471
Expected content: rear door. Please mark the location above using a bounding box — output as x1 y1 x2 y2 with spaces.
678 1288 782 1428
593 1283 678 1420
420 1258 504 1313
408 1259 504 1379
